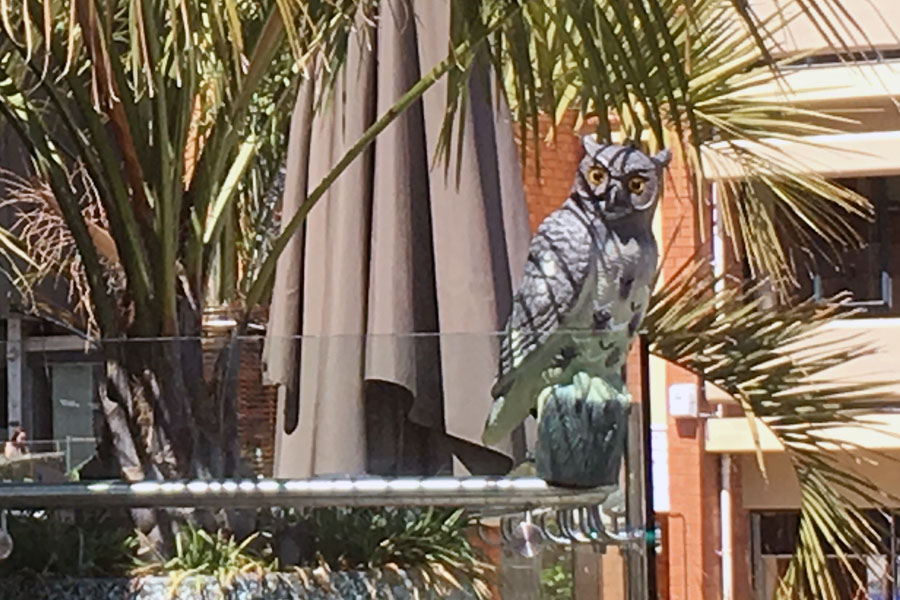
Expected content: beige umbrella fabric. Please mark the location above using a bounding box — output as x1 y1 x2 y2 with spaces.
263 0 531 478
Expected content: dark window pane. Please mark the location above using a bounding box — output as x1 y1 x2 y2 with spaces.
791 176 898 314
759 512 800 554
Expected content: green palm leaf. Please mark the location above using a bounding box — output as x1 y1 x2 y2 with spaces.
646 260 899 599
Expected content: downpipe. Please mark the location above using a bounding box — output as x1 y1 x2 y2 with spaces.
721 453 734 600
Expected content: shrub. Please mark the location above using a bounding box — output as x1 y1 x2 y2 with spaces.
0 509 133 577
265 507 494 597
0 506 494 598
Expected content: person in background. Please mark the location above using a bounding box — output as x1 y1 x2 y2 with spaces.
3 427 27 459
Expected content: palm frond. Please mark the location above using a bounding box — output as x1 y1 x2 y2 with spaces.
646 260 899 599
480 0 887 290
0 0 882 323
684 0 875 290
0 167 124 335
0 0 376 335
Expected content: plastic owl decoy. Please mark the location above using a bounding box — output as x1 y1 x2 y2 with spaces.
483 136 671 488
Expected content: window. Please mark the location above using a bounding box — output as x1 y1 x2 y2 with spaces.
792 176 900 314
751 511 894 600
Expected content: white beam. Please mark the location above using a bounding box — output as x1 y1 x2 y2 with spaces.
736 62 900 104
721 455 734 600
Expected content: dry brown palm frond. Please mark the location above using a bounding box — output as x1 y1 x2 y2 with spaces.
0 166 126 335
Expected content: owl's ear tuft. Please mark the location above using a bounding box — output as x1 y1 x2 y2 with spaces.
581 134 605 158
653 149 672 168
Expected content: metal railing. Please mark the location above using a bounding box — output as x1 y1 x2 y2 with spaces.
0 476 612 511
0 477 649 562
1 437 97 474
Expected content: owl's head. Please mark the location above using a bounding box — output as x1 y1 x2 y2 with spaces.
572 136 672 222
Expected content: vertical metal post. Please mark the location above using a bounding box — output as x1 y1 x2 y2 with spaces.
640 337 657 599
751 512 764 600
6 315 22 431
499 550 541 600
626 388 648 600
573 545 604 599
66 436 72 473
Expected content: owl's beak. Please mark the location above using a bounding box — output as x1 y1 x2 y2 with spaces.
605 183 630 213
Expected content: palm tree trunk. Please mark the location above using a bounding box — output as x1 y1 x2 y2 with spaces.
96 302 248 549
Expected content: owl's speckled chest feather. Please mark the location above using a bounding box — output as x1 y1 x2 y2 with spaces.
561 223 657 376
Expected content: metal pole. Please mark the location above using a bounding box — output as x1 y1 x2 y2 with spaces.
0 477 615 511
626 390 648 600
6 315 22 431
751 513 764 600
640 336 658 599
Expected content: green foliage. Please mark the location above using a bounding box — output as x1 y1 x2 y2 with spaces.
539 552 573 600
12 508 486 597
0 0 379 337
0 510 133 577
266 507 493 596
132 522 275 583
645 261 900 600
0 507 492 596
0 0 876 329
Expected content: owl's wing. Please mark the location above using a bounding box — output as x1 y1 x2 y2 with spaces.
493 206 596 396
483 204 598 444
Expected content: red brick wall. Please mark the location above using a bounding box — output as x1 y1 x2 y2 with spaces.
235 340 278 476
731 457 753 600
205 338 278 476
520 112 590 231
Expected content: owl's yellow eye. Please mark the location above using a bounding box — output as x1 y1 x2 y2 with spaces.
586 166 608 187
628 176 647 194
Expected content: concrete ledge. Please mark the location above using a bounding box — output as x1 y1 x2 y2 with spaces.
706 413 900 453
703 130 900 179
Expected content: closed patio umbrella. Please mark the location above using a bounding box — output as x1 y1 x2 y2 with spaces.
263 0 531 478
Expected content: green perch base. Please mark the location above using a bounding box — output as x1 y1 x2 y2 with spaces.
534 374 631 489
